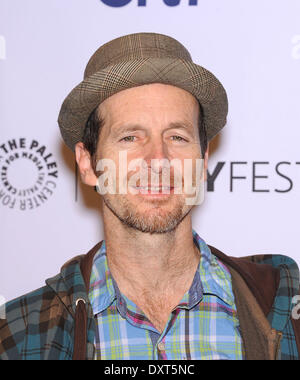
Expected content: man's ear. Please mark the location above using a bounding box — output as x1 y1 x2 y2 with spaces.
204 142 209 182
75 142 98 186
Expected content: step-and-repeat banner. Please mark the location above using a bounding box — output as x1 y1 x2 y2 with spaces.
1 0 300 301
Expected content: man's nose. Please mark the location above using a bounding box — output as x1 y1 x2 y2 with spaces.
142 139 170 175
143 139 168 165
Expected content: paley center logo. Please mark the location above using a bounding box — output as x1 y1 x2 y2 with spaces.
100 0 198 7
0 138 58 211
94 151 205 206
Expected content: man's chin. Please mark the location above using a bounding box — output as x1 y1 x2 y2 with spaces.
120 214 185 234
102 195 190 234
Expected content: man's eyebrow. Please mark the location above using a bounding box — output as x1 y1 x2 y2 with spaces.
112 121 194 135
111 125 146 136
166 122 194 131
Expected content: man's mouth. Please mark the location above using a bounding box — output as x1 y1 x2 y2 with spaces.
131 185 175 194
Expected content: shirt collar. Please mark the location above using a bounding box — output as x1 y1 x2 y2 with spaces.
89 229 235 315
192 230 235 307
88 240 116 315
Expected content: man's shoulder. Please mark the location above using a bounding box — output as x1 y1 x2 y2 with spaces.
209 244 299 315
0 252 87 360
0 253 86 334
209 244 299 286
0 285 56 359
4 284 54 319
1 242 100 329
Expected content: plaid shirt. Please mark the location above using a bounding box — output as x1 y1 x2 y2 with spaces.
89 230 244 360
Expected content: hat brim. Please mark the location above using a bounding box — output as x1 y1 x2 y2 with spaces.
58 57 228 152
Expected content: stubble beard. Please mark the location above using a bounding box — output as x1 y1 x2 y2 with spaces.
102 193 192 234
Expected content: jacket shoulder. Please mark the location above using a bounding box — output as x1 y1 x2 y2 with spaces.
0 285 59 360
209 245 299 316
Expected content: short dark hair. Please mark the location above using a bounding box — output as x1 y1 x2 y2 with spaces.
198 103 208 159
81 107 105 167
81 102 207 162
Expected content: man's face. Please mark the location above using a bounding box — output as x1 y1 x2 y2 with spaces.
91 83 207 234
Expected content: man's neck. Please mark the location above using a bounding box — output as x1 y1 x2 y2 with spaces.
102 208 200 301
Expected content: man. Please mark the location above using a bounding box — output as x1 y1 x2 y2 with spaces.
1 32 300 360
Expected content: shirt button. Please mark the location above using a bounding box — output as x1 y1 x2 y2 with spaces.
157 341 165 351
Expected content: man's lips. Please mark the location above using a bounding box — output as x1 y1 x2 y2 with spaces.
131 185 175 194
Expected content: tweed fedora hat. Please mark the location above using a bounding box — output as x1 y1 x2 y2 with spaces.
58 32 228 152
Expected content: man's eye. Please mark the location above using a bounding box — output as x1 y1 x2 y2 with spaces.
171 135 187 142
120 136 136 142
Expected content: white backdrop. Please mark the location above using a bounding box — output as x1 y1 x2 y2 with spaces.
1 0 300 302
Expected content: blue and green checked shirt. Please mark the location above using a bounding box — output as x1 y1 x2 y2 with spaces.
88 230 244 360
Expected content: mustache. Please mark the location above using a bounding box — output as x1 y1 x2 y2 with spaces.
126 169 198 188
